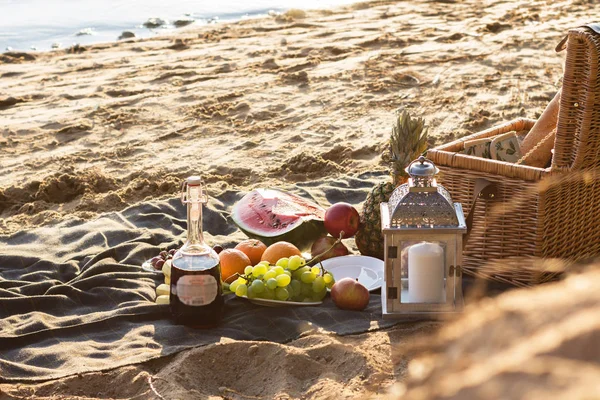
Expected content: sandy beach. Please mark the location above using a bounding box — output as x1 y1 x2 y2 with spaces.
3 0 591 235
1 0 600 398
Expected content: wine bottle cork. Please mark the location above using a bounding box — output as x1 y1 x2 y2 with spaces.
520 89 561 168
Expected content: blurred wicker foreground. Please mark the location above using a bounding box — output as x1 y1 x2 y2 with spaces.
428 26 600 287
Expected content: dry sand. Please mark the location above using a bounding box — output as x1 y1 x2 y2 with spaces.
4 0 595 234
1 0 599 398
394 264 600 400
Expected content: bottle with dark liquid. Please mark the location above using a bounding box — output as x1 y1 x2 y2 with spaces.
170 176 223 327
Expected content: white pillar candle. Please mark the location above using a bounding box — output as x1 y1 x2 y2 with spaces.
408 242 445 303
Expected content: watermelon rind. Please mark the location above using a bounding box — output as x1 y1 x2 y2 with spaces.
231 188 327 252
236 219 326 252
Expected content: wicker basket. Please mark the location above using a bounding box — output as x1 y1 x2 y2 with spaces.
427 26 600 286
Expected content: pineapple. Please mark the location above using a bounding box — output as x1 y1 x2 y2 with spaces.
355 109 428 259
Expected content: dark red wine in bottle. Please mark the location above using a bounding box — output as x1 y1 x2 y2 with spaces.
170 254 223 327
169 176 223 327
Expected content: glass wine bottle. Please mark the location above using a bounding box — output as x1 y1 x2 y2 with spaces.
170 176 223 327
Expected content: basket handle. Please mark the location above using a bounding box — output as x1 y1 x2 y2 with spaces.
464 178 497 249
552 25 600 171
555 23 600 52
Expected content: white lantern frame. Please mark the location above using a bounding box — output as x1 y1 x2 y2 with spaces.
380 203 466 318
379 156 467 318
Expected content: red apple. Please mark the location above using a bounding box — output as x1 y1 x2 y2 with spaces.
324 202 360 239
310 235 349 261
330 278 370 311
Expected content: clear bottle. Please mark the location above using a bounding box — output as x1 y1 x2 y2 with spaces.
170 176 223 327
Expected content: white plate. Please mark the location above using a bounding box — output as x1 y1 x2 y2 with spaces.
319 255 384 291
241 296 322 307
141 259 164 274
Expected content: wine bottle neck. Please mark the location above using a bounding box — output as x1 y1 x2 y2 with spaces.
187 201 204 245
182 184 207 252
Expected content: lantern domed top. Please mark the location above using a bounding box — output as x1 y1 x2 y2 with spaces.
386 157 461 228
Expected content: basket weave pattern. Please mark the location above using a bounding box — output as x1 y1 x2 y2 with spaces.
554 28 600 171
428 27 600 286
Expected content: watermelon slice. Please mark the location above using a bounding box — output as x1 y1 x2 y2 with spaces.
231 188 327 251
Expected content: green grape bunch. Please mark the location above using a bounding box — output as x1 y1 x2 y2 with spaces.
228 255 335 302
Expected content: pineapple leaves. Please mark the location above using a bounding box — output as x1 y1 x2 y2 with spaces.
389 109 429 178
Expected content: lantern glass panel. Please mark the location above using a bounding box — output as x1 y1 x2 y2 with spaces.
400 240 447 304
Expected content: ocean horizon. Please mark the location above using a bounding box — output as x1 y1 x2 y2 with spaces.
0 0 359 52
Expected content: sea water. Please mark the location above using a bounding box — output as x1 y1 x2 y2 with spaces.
0 0 358 52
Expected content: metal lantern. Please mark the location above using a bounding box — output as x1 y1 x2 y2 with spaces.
380 156 466 318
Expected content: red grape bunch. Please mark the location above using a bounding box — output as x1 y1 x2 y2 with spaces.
149 249 177 271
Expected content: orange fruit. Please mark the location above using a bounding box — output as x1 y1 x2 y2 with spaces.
235 239 267 266
219 249 251 283
260 241 302 264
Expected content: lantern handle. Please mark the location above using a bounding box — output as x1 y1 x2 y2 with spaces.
405 156 439 177
463 178 498 250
